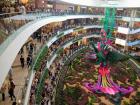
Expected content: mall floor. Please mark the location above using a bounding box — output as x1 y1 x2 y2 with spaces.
0 39 42 105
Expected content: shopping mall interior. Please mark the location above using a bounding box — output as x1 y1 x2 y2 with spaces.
0 0 140 105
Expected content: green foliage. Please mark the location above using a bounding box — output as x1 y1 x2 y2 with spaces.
107 51 129 64
35 69 49 104
56 47 64 55
123 101 130 105
136 92 140 99
73 27 84 31
33 46 48 71
100 18 105 25
104 8 116 38
86 95 96 105
73 37 82 43
128 70 137 83
57 32 64 38
65 86 81 101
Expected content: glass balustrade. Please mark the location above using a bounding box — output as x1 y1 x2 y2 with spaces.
23 26 100 104
0 9 139 45
47 33 100 63
0 12 31 44
0 11 101 45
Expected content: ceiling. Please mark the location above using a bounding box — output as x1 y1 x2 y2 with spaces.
58 0 140 8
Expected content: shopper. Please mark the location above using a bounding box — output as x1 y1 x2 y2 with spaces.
20 55 24 68
29 55 33 66
26 55 31 68
27 55 32 68
0 82 7 101
8 80 15 100
20 47 24 55
20 4 26 15
30 43 34 52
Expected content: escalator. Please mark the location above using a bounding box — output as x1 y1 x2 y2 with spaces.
129 28 140 34
127 40 140 46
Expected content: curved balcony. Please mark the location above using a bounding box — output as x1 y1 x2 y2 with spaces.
23 29 139 104
0 11 102 44
0 10 140 45
47 33 100 69
29 34 99 105
0 14 103 88
23 25 100 103
47 25 102 47
24 25 101 104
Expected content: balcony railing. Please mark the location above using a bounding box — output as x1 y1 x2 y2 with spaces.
0 10 139 45
0 11 103 45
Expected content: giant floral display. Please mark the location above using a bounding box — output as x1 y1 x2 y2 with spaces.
84 29 133 95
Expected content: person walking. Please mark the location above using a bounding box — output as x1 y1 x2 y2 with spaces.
20 55 24 68
20 4 26 15
8 80 15 100
29 55 33 67
0 82 7 101
26 55 31 68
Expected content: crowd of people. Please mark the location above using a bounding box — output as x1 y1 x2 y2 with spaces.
47 28 101 62
0 31 43 104
29 40 89 105
0 4 133 17
0 16 102 104
0 2 139 104
0 3 135 46
28 24 101 105
0 78 16 105
1 4 27 15
19 42 36 69
0 11 133 104
18 18 101 69
42 44 90 105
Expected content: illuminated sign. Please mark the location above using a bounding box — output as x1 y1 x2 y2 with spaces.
115 38 127 46
118 27 130 34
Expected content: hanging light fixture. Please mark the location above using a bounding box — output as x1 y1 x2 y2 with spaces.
21 0 28 4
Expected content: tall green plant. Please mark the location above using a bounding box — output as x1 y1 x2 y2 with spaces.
35 69 49 104
33 46 48 71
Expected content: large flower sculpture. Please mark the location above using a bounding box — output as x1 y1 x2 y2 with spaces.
84 29 133 95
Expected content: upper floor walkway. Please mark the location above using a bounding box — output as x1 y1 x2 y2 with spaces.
0 10 140 88
0 11 140 45
0 13 103 88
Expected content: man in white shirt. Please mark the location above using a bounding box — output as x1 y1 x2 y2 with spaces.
20 4 26 15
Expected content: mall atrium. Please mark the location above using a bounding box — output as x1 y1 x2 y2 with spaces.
0 0 140 105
